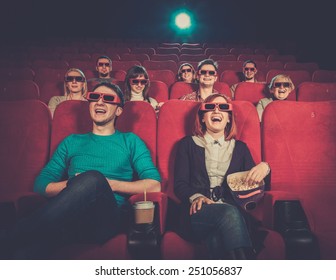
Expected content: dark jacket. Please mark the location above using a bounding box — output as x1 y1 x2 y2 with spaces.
174 136 256 205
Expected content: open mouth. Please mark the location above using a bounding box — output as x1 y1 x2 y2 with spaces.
211 115 222 122
95 108 106 115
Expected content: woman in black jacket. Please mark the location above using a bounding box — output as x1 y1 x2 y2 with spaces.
174 93 270 259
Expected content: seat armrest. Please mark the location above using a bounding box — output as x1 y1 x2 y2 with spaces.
128 192 167 234
262 191 300 228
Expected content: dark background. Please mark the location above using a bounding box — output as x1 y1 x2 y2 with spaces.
1 0 335 69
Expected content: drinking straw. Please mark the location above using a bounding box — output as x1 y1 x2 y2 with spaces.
144 187 147 201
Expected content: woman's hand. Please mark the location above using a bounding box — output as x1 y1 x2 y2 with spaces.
245 162 270 186
190 196 214 215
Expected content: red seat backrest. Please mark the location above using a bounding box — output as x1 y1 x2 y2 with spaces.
143 60 178 73
157 99 261 201
234 82 269 105
0 80 40 101
262 101 336 259
297 82 336 101
147 70 176 88
312 70 336 83
0 100 51 194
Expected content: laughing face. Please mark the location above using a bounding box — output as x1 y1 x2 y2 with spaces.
197 64 218 87
202 96 230 138
270 77 294 100
89 85 123 127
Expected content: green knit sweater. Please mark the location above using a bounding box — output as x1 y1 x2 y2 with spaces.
34 130 161 206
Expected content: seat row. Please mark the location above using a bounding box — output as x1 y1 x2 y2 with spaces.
1 78 336 105
0 99 335 259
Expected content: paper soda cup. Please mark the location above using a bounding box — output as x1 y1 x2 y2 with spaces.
133 201 155 224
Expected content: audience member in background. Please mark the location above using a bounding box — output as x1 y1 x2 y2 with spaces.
256 74 295 121
48 68 87 117
176 63 197 83
230 60 260 98
0 82 161 259
180 59 223 102
87 55 115 90
124 65 162 112
174 93 270 259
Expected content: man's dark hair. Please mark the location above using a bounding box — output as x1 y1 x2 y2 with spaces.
243 60 257 68
197 59 218 71
96 55 112 66
92 82 125 107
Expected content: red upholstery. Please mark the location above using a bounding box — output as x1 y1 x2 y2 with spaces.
147 70 176 88
38 81 64 104
204 48 229 56
284 62 319 75
312 70 336 83
34 67 64 85
131 48 156 56
119 53 150 64
169 81 231 100
230 47 254 55
180 48 204 55
179 54 207 62
0 80 40 100
234 82 269 105
0 67 35 81
220 70 266 86
297 82 336 101
157 100 285 259
148 80 169 103
143 60 178 73
156 47 180 55
209 54 237 62
237 54 267 62
151 54 179 63
111 60 141 71
0 100 51 225
267 54 296 63
262 101 336 259
257 61 284 73
266 69 312 90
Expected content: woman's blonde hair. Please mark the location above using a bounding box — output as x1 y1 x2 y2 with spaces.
63 68 88 97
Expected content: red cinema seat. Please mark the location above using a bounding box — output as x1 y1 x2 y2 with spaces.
220 70 266 87
237 54 267 62
262 101 336 259
148 80 169 103
0 100 51 227
204 48 229 57
234 82 269 105
147 70 176 88
111 60 141 71
131 48 156 56
267 54 296 63
0 80 40 101
119 53 150 64
209 54 237 61
284 62 319 75
143 60 178 74
296 82 336 101
157 100 285 259
38 80 64 104
49 101 166 259
150 54 179 64
312 70 336 83
179 54 207 62
266 69 312 89
156 47 180 56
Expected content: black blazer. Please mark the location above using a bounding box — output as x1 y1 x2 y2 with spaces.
174 136 256 204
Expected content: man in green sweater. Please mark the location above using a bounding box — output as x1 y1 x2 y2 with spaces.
1 82 161 259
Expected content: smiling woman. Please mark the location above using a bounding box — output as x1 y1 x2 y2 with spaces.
173 93 271 259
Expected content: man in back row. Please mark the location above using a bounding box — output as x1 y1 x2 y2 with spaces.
88 55 116 90
0 82 161 259
230 60 259 98
179 59 219 101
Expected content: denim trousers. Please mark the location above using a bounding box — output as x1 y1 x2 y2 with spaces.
190 203 252 259
2 170 125 259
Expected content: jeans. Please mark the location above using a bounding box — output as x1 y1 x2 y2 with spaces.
190 203 252 259
2 170 126 259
